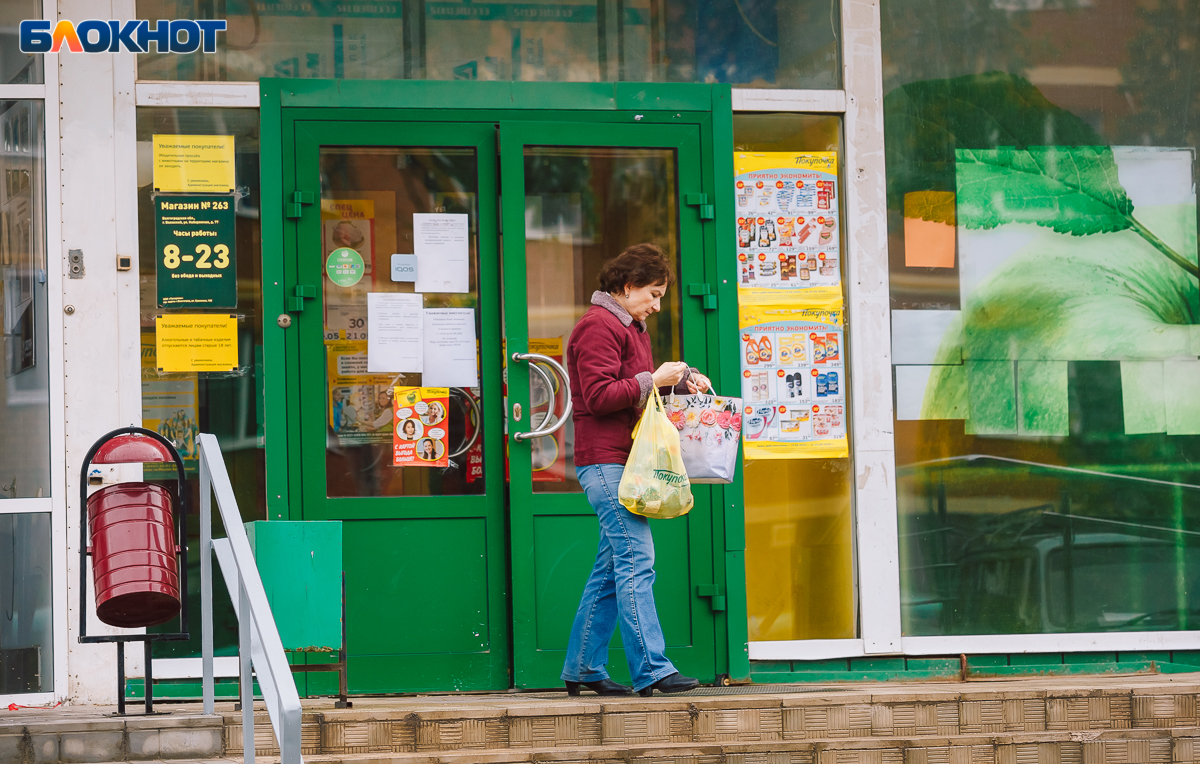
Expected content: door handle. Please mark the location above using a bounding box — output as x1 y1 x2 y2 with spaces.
510 352 572 441
696 584 726 611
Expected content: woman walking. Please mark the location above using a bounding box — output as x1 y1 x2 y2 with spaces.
561 243 710 697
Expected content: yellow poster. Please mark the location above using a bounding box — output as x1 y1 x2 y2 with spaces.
140 332 198 471
155 314 239 372
153 135 236 193
739 294 848 460
735 150 841 304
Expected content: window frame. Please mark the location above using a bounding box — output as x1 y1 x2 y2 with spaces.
0 0 67 707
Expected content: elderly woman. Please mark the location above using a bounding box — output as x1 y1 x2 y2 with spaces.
561 243 710 698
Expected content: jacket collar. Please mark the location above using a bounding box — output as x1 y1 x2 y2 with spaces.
591 290 646 331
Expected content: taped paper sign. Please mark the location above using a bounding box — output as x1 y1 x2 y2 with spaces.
153 135 235 193
734 151 841 303
393 387 450 467
739 295 847 459
155 314 238 372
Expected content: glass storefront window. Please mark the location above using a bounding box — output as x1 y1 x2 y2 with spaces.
134 0 841 88
0 513 53 694
0 2 43 85
0 100 49 499
882 0 1200 635
136 108 266 658
736 113 856 641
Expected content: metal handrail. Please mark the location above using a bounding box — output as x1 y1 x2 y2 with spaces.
198 433 303 764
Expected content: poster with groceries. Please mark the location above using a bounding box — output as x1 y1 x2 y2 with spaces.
735 151 841 303
738 297 848 459
393 386 450 468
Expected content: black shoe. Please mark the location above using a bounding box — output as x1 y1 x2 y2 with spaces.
565 678 633 696
637 673 700 697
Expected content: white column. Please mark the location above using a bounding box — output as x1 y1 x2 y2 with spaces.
841 0 903 653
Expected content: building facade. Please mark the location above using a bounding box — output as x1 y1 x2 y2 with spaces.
0 0 1197 705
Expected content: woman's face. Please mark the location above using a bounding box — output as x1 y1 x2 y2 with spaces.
377 391 391 408
622 281 667 322
403 420 416 436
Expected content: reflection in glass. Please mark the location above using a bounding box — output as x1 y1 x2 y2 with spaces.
524 146 682 493
735 114 856 640
320 147 484 498
0 100 50 499
882 0 1200 635
0 2 43 84
0 513 53 694
135 0 841 88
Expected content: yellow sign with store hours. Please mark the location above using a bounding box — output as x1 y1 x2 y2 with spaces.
155 194 238 308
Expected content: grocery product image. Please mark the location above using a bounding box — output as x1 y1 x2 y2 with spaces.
825 333 839 362
813 334 826 363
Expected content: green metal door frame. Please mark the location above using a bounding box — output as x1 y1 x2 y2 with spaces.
258 79 749 686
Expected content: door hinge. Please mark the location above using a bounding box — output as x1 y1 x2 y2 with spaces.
695 584 726 611
286 190 315 219
684 192 714 220
287 284 316 312
686 283 717 311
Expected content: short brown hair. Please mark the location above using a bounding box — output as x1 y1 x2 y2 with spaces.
597 243 673 294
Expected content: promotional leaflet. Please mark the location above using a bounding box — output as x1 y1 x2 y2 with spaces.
393 387 450 468
322 199 376 275
140 333 198 474
738 297 848 459
327 341 397 446
734 152 841 303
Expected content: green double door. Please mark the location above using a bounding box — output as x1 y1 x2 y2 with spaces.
268 84 734 692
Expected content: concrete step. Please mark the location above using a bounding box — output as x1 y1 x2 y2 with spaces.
232 727 1200 764
0 713 223 763
221 676 1200 759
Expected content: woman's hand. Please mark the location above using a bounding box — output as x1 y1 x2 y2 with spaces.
652 361 689 388
686 372 712 394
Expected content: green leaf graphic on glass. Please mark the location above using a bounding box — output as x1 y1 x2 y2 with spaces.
955 146 1198 279
326 247 365 287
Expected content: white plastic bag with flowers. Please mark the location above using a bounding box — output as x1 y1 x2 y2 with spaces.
666 388 742 484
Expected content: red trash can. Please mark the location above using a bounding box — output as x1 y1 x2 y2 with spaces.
87 483 181 628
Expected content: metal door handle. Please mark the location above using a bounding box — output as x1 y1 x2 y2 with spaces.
511 352 572 441
447 388 482 459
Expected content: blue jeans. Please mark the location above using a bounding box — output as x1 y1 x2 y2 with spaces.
561 463 677 691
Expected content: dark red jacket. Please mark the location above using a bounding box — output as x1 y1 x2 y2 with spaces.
568 298 655 467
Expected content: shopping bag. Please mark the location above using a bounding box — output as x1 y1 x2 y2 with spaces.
667 390 742 484
619 388 695 519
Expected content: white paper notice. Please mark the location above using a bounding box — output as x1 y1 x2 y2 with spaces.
422 308 478 387
367 292 423 373
414 213 469 293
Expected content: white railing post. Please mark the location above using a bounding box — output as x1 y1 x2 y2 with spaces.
198 433 305 764
200 453 214 715
240 583 255 764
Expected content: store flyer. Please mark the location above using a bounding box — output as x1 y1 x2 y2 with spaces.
327 341 396 446
735 151 841 302
393 386 450 467
739 297 848 459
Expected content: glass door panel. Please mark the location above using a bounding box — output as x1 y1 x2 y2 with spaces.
523 146 683 493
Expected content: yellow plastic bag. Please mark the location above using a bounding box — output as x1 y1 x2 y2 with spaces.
619 388 694 519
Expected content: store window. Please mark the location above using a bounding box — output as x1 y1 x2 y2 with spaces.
135 108 266 658
134 0 841 88
736 113 855 641
882 0 1200 635
0 98 52 695
0 2 43 85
